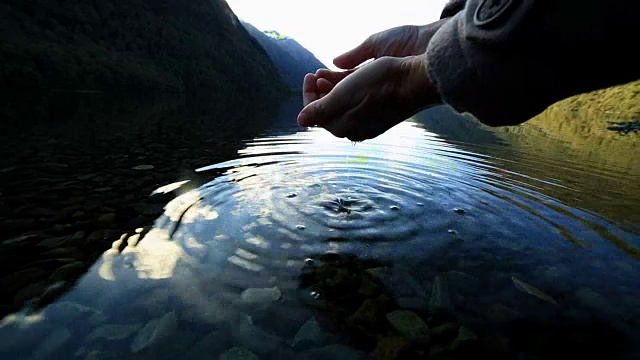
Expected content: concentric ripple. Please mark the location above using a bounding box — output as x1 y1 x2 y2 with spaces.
154 117 639 270
2 104 639 360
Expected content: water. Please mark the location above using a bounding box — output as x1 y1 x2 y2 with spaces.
0 94 638 359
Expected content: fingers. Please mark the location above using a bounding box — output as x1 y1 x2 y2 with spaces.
333 38 374 69
302 73 319 107
316 77 334 94
297 91 349 128
316 68 354 84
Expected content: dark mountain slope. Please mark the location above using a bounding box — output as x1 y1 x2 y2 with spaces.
242 21 325 89
0 0 288 101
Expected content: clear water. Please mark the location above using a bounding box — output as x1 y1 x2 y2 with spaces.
0 95 638 359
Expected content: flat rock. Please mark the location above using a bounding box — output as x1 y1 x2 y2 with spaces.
131 165 155 171
219 346 259 360
33 327 71 359
386 310 430 344
292 317 326 349
304 344 365 360
240 286 282 304
131 312 178 353
45 301 106 325
86 323 142 342
185 330 232 360
429 276 453 315
374 336 411 360
450 326 477 351
233 317 283 356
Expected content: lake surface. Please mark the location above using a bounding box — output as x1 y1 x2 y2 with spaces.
0 93 638 360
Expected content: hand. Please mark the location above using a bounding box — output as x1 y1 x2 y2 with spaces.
297 54 441 142
333 19 448 70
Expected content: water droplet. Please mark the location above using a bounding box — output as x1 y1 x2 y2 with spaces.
453 208 466 214
390 205 400 211
287 193 297 198
416 202 424 207
296 225 306 230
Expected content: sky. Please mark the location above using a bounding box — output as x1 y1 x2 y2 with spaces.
225 0 448 69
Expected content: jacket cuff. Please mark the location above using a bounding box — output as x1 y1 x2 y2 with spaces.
426 0 640 126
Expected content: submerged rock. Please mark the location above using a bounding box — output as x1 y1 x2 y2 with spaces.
304 344 365 360
33 327 71 359
240 286 282 304
185 330 233 360
45 301 106 325
86 323 142 342
292 317 327 349
131 312 178 353
429 276 453 316
374 335 411 360
385 310 430 344
233 317 283 356
219 346 260 360
449 325 478 352
511 276 557 305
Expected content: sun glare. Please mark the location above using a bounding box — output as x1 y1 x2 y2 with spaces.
226 0 448 69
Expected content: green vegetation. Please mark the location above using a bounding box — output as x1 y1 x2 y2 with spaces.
550 80 640 118
491 81 639 235
241 22 325 90
264 31 288 40
0 0 289 105
498 80 639 169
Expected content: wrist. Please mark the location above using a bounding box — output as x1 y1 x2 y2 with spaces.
417 18 449 52
399 53 441 110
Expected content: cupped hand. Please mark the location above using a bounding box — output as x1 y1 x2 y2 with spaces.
333 19 448 70
297 54 441 142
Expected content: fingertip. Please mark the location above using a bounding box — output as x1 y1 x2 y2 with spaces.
297 109 316 127
297 112 309 127
302 73 318 85
333 41 372 69
332 55 352 70
316 78 333 93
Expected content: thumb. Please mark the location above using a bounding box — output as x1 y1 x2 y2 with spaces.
297 92 347 127
333 38 374 70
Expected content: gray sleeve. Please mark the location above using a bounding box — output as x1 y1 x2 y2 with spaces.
425 0 640 126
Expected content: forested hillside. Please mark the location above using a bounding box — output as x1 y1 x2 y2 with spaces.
0 0 288 100
242 21 325 89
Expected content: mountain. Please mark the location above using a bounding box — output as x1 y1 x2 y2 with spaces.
0 0 288 103
241 21 325 89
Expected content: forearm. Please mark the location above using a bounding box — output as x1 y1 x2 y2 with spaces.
425 0 640 126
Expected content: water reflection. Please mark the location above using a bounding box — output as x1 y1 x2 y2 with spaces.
0 99 639 359
0 91 287 317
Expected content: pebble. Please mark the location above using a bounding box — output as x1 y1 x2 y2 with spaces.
240 286 282 304
131 312 178 353
219 347 260 360
386 310 430 344
131 165 155 171
33 327 71 359
292 317 326 349
86 323 142 342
